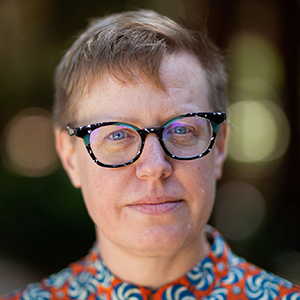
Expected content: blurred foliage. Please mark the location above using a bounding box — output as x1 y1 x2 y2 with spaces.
0 161 94 274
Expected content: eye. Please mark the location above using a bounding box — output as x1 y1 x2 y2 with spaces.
109 130 127 140
173 126 189 134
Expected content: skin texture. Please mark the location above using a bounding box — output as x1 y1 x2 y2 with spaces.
55 52 227 288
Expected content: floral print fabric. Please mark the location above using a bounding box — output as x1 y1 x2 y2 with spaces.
1 226 299 300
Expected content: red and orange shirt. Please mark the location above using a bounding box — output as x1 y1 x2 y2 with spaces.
1 226 300 300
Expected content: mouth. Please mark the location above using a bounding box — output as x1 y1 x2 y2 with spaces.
127 199 183 215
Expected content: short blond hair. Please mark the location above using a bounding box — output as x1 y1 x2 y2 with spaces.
54 10 227 128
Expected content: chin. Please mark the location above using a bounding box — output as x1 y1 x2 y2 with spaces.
121 224 194 256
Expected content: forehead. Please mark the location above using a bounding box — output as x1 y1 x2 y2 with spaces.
75 52 210 125
159 52 206 91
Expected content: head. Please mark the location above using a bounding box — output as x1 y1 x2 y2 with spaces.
55 10 228 260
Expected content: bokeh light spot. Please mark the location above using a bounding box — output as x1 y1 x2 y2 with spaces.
2 107 58 177
228 100 290 163
229 33 284 89
231 77 281 104
214 181 265 240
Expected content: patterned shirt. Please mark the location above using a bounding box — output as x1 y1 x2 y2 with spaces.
1 226 300 300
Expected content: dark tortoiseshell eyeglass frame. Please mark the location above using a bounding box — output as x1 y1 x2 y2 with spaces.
66 111 226 168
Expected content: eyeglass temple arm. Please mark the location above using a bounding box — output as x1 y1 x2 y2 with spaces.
66 126 75 136
66 126 91 147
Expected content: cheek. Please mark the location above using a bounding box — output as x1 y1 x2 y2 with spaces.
80 172 119 235
77 158 133 228
178 156 215 195
177 157 216 227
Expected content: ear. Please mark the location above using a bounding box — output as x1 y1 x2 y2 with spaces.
55 128 82 188
214 123 228 180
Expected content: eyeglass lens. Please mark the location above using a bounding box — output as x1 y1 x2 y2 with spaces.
89 116 212 166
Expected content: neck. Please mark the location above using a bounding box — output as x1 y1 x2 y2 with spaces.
97 229 210 289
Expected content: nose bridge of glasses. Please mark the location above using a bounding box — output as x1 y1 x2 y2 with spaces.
139 126 164 141
139 127 166 155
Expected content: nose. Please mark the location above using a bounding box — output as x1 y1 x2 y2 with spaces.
136 134 172 180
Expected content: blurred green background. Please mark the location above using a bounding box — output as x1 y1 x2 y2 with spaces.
0 0 299 293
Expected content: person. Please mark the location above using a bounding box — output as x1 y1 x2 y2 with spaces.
1 9 299 300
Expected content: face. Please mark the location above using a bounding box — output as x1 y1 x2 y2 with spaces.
56 52 227 257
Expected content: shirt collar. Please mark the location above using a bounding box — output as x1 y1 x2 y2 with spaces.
84 225 243 298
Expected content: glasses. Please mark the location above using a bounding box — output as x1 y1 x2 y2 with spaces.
66 111 226 168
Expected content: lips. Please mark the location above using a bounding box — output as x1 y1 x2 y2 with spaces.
127 198 183 215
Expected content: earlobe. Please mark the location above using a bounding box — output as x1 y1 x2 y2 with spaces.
214 123 228 180
55 128 82 188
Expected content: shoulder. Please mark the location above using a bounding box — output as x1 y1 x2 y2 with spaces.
0 264 76 300
217 257 300 299
0 244 117 300
204 226 300 299
0 248 99 300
